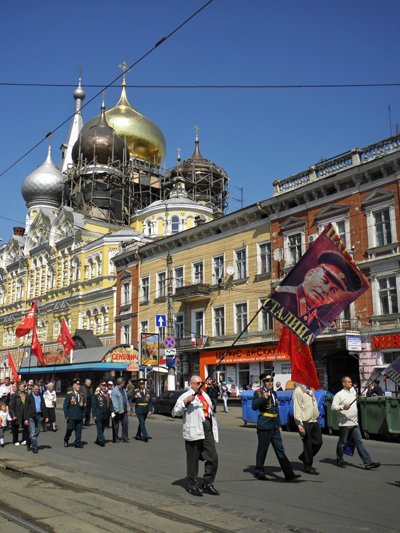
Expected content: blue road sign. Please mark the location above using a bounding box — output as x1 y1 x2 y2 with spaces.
155 314 167 328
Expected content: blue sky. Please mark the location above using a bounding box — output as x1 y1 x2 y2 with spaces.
0 0 399 239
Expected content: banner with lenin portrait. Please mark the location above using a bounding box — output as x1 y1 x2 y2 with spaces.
263 224 369 345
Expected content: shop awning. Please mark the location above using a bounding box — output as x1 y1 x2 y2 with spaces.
19 362 129 375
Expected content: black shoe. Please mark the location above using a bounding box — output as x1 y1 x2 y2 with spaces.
64 439 69 448
255 472 269 480
202 483 220 495
74 444 84 448
32 449 38 454
187 486 203 497
26 444 31 451
336 459 346 468
95 441 105 447
122 438 129 443
304 466 319 475
285 474 301 482
365 462 380 470
147 436 152 439
135 436 144 441
298 453 305 465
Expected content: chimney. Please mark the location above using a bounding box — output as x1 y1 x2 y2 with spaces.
13 227 25 236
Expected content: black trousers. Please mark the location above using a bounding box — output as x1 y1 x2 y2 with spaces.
299 422 323 468
185 419 218 488
95 418 106 445
136 413 148 440
65 418 83 445
256 427 294 478
11 422 29 444
84 401 92 425
112 412 128 440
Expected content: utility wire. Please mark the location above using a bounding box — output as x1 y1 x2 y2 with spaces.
1 82 400 89
0 0 215 179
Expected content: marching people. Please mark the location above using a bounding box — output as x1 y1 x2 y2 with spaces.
220 382 229 413
293 383 323 475
105 380 114 427
63 378 86 448
134 379 152 442
332 376 380 469
23 384 48 454
92 380 112 447
252 372 300 481
110 377 129 443
81 378 93 426
172 375 219 497
0 402 11 447
9 381 30 446
43 382 57 432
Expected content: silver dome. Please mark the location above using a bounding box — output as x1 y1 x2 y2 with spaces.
21 146 64 208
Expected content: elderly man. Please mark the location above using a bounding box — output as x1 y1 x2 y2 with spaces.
293 383 323 475
332 376 380 469
63 378 86 448
110 377 129 443
173 375 219 497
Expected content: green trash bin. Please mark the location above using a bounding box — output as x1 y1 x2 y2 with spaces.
385 397 400 435
358 397 388 438
325 396 339 435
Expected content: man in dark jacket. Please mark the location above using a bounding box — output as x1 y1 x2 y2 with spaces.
92 380 112 447
63 378 86 448
252 373 300 481
81 378 93 426
23 384 48 454
9 381 30 446
133 379 152 442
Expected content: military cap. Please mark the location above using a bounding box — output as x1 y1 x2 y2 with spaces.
259 372 274 381
318 251 362 292
138 379 146 385
98 380 107 386
72 378 81 385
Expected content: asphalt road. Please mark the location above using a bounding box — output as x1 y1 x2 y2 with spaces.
2 406 399 533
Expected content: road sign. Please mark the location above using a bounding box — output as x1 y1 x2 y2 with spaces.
155 314 167 328
165 348 176 356
164 336 176 349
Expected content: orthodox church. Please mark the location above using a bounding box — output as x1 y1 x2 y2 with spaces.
0 74 228 377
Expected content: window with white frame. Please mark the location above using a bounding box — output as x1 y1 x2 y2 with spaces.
288 233 302 265
171 215 180 234
235 248 247 279
366 202 396 249
174 314 184 338
213 306 225 336
122 281 131 305
258 299 273 331
374 209 392 246
174 266 184 290
258 243 271 274
213 255 224 283
378 276 398 314
141 277 149 303
235 302 248 333
193 261 204 284
140 320 148 333
193 309 204 338
122 322 131 344
157 271 166 297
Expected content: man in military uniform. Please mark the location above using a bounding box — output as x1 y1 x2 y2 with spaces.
92 380 112 447
134 379 152 442
252 372 300 481
63 378 86 448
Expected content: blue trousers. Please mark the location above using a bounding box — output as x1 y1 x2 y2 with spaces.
337 425 372 465
256 427 294 478
136 413 148 440
28 415 42 451
95 418 106 445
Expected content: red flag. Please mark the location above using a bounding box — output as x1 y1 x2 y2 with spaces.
57 319 75 356
15 301 38 338
31 324 45 366
278 326 320 389
7 352 19 382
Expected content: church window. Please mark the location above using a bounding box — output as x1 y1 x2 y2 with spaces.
171 215 180 234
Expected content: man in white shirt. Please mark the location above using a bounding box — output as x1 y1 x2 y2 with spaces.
0 377 11 404
331 376 380 469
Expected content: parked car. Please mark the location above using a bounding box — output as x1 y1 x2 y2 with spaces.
153 390 185 416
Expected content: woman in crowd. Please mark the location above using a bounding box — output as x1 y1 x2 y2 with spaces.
43 382 57 431
8 381 29 446
0 402 10 447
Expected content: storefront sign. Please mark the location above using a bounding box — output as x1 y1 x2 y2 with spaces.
200 345 290 365
346 334 362 352
44 352 70 366
103 346 139 364
372 334 400 350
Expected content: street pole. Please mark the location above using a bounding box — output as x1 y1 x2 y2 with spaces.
166 253 176 391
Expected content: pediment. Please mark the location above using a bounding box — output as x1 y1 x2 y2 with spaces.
280 216 305 231
314 204 350 222
27 212 52 250
120 270 132 280
362 189 394 207
5 237 24 265
53 299 71 312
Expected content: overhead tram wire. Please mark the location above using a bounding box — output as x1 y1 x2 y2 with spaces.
1 82 400 89
0 0 215 179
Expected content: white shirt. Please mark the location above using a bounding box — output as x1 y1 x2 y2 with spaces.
43 389 57 408
331 388 358 426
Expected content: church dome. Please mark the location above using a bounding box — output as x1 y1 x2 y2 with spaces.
72 102 128 165
80 80 166 165
21 146 64 208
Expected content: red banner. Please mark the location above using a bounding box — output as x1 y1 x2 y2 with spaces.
31 324 45 366
263 224 369 345
57 319 76 356
7 352 19 382
278 326 319 389
15 301 37 338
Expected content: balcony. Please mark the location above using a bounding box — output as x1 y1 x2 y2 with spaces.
174 283 211 302
320 318 361 336
176 336 207 350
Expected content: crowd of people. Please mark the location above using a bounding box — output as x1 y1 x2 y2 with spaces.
0 376 153 453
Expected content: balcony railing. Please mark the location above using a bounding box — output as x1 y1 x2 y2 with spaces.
174 283 211 302
320 318 361 335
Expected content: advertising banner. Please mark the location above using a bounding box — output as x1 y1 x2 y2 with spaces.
140 333 159 367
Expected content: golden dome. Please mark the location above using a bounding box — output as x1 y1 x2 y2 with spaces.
82 80 166 165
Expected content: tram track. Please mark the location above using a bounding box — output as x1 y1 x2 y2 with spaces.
0 505 52 533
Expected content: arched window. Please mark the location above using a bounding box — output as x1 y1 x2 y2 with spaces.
47 266 54 290
171 215 180 234
145 220 153 236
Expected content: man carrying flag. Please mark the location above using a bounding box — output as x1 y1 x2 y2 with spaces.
57 320 76 358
